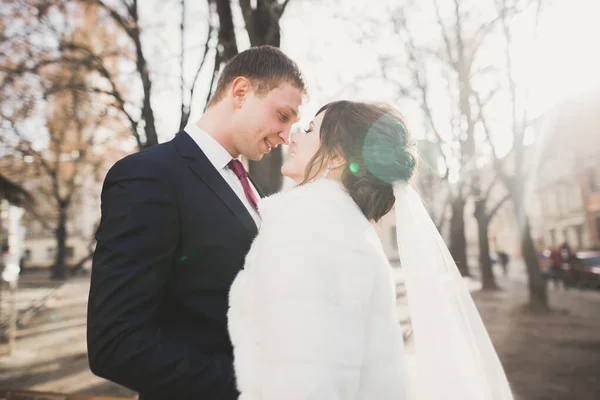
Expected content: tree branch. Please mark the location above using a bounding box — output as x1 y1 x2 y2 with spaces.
392 10 451 183
180 0 186 130
484 173 500 200
25 40 144 148
433 0 456 66
180 17 214 130
474 89 501 166
82 0 135 37
488 193 510 219
498 0 521 166
279 0 292 17
216 0 239 62
204 47 221 111
1 116 56 179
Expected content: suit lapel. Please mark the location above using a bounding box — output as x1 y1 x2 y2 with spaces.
173 131 258 237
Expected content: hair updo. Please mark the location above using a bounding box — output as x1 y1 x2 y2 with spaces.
301 101 417 222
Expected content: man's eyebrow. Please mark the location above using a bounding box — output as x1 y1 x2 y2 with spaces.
283 104 299 118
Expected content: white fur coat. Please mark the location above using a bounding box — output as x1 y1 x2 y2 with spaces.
228 179 409 400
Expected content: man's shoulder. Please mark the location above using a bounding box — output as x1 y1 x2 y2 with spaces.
127 138 178 163
108 139 180 180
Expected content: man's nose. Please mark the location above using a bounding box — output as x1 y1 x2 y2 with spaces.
279 129 291 146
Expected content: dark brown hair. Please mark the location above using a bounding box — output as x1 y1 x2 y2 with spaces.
208 46 306 107
302 101 417 222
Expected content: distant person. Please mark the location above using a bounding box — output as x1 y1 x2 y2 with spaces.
549 245 565 289
497 250 510 277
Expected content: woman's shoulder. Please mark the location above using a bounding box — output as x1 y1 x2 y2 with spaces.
258 179 362 224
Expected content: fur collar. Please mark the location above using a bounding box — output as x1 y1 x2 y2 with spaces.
257 178 368 228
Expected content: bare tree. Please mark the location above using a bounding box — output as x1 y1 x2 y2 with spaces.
389 13 453 233
472 174 509 290
36 0 293 194
428 0 524 278
77 0 219 148
1 2 123 279
384 0 548 303
1 81 109 279
385 0 533 285
488 0 548 310
387 4 482 276
179 0 216 130
2 0 215 150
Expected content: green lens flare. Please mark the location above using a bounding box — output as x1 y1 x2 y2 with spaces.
362 114 408 184
349 163 360 173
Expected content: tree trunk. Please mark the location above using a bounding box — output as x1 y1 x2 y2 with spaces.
521 216 549 311
509 176 549 311
242 0 282 47
215 0 239 63
130 3 159 149
51 205 69 280
135 35 158 148
449 195 470 276
475 199 498 290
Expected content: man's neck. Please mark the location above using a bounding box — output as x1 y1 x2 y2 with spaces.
195 108 239 158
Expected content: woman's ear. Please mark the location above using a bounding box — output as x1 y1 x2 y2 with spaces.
329 152 346 170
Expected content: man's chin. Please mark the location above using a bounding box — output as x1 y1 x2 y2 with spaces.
239 148 263 162
244 146 277 161
256 147 276 160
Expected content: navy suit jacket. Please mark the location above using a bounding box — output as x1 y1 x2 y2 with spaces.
87 131 260 399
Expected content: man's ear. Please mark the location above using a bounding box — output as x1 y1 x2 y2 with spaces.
230 77 252 108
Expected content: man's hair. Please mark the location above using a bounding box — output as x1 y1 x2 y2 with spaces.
207 46 306 107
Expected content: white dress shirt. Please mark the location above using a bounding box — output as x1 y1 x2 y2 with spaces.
185 124 261 228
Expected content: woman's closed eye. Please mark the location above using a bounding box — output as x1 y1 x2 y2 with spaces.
303 122 314 134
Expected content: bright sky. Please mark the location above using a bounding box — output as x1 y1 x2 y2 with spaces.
281 0 600 153
524 0 600 113
80 0 600 155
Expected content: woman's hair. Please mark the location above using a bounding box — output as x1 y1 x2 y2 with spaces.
301 101 417 222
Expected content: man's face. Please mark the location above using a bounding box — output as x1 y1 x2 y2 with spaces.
232 82 303 161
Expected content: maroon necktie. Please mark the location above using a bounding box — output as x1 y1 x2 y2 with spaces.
228 159 260 215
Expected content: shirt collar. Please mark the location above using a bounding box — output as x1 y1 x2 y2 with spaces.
185 123 233 171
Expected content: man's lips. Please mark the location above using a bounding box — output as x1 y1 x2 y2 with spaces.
264 139 276 152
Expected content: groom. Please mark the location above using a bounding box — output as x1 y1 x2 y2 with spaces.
87 46 305 400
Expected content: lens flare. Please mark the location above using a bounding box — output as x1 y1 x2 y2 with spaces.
362 114 407 184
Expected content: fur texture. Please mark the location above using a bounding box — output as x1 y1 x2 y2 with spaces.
228 179 409 399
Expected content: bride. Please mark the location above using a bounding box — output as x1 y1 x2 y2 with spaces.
228 101 513 399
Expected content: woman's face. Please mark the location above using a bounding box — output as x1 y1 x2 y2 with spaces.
281 111 325 184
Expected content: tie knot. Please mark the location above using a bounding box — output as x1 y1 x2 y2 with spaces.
228 159 247 179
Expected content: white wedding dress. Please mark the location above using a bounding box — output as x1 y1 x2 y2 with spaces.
228 179 410 399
